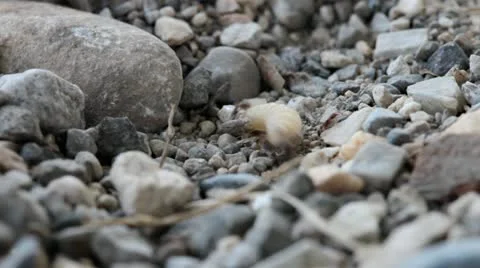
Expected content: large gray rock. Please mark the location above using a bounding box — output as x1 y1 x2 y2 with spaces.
190 46 260 104
374 28 428 59
0 2 183 132
0 69 85 133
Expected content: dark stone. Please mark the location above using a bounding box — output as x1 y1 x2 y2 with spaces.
362 108 404 134
280 47 304 72
31 159 89 185
165 204 255 258
271 171 315 213
387 74 423 93
415 41 440 62
54 226 95 259
387 128 412 146
65 128 97 158
179 67 212 109
0 105 44 143
20 143 59 166
96 117 147 163
426 42 469 76
330 82 361 95
199 173 267 195
301 59 331 78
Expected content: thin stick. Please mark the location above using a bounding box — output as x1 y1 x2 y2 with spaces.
159 104 176 168
271 190 361 252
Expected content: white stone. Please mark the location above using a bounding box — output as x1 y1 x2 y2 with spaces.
220 22 262 49
110 151 195 217
386 56 410 76
374 28 428 59
409 111 432 122
46 176 94 207
398 100 422 118
390 0 424 18
329 199 387 242
406 76 466 115
155 17 194 46
321 107 374 146
372 84 393 108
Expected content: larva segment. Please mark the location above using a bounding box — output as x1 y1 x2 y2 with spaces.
243 103 303 157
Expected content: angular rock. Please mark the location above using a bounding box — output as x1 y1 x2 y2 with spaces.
65 128 97 158
110 151 195 217
390 0 424 18
271 171 315 213
426 42 468 76
96 117 147 162
415 41 440 62
384 185 428 232
179 68 212 109
199 173 266 195
220 22 262 49
31 159 89 186
191 47 260 103
165 204 254 258
20 142 59 166
387 74 423 93
443 109 480 136
269 0 314 30
374 28 428 59
339 131 384 160
406 76 465 115
410 134 480 201
461 81 480 106
154 16 194 46
0 2 183 132
362 108 403 134
321 107 374 146
0 105 44 143
470 54 480 81
370 12 390 33
0 236 48 268
348 140 407 192
92 225 153 266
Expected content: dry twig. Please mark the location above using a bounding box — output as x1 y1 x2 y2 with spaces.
158 103 176 168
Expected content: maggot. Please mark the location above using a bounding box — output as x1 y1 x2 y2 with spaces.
234 100 304 159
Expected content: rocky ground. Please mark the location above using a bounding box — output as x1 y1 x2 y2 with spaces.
2 0 480 267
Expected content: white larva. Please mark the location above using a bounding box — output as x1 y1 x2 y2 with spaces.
243 102 303 151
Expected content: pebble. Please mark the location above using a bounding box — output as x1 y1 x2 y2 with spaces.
252 239 346 268
92 225 153 266
462 81 480 106
406 76 465 115
348 140 407 192
386 128 411 146
0 147 28 173
20 142 58 166
339 131 383 160
372 84 394 108
288 73 330 98
191 11 208 27
307 165 365 194
180 67 212 109
387 74 423 93
321 49 364 68
426 42 469 76
362 108 404 134
398 100 422 118
154 16 194 46
220 22 262 49
74 151 103 182
384 185 428 232
0 2 183 132
329 197 387 242
271 171 314 213
442 109 480 136
386 56 410 76
321 107 374 146
199 173 266 195
165 204 254 258
257 54 286 91
370 12 391 33
31 159 89 185
390 0 424 18
191 46 261 103
65 129 97 158
46 176 94 207
374 28 428 59
410 134 480 201
110 151 195 216
0 235 48 268
0 105 44 143
199 120 216 137
269 0 315 30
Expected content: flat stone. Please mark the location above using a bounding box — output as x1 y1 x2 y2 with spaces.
0 2 182 132
374 28 428 59
220 22 262 49
154 16 194 46
110 151 195 217
426 42 469 76
362 108 403 134
252 239 346 268
406 76 465 115
0 69 85 133
329 198 387 242
307 165 365 194
410 134 480 201
321 107 374 146
339 131 384 160
91 225 153 266
348 140 407 192
31 159 89 186
165 204 254 258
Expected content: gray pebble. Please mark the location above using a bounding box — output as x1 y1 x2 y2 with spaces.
31 159 89 185
66 129 97 158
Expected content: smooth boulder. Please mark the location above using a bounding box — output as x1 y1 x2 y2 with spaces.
0 2 183 132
